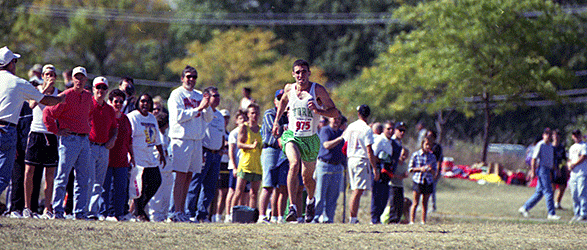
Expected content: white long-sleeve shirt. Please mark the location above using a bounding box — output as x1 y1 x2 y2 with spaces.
167 86 213 140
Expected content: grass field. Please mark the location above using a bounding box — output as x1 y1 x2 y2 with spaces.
2 178 587 249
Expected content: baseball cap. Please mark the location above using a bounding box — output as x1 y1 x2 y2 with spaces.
0 46 21 67
357 104 370 118
220 109 230 117
72 66 87 77
395 121 406 130
543 127 552 134
93 76 108 87
42 64 56 74
275 89 284 99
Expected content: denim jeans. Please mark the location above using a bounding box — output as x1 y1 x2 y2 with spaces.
186 149 221 219
52 134 92 218
314 160 343 223
100 166 129 217
523 166 555 216
0 125 17 194
88 144 110 216
569 173 587 219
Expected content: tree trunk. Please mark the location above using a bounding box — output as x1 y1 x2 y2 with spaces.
481 90 491 163
435 110 445 145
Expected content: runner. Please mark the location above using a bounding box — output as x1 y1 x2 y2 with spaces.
272 59 339 223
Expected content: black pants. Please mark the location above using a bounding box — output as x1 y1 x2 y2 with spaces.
134 167 162 217
388 186 404 223
9 152 43 213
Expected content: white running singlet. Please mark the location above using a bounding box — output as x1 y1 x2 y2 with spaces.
287 82 322 137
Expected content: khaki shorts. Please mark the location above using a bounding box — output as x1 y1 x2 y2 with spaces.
169 138 203 174
348 157 372 190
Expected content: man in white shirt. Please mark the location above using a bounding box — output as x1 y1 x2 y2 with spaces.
0 47 62 196
343 105 378 224
568 130 587 223
167 65 213 222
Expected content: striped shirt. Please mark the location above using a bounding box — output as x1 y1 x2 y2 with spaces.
408 149 437 184
261 107 287 148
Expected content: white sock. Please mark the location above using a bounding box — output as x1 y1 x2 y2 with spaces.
307 197 315 204
290 204 297 211
350 217 358 223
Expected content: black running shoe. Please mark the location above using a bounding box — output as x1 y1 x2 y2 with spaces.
285 205 297 222
305 199 315 223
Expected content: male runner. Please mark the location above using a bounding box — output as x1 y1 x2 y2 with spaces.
272 59 339 223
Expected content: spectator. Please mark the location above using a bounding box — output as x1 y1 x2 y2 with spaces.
28 64 42 87
371 122 383 136
101 89 134 221
148 112 172 222
167 66 212 222
187 86 225 223
551 129 568 210
210 109 231 223
0 46 61 202
225 110 248 222
313 115 345 223
128 94 166 221
230 103 263 216
240 87 255 111
43 66 93 220
62 69 73 89
258 89 289 224
343 105 378 224
87 77 119 220
387 121 406 223
118 76 136 114
567 130 587 223
152 96 167 116
408 137 437 224
22 64 61 219
426 130 443 212
371 121 394 224
416 123 427 149
518 128 560 220
389 147 409 224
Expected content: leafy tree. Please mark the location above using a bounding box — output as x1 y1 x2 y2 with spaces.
337 0 584 162
167 28 328 112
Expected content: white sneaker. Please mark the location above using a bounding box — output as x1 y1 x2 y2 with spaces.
105 216 119 222
547 214 561 220
22 208 37 219
211 214 221 223
40 210 53 220
518 207 529 218
570 216 579 224
9 211 22 218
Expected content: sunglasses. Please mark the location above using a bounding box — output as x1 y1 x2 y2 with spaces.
112 100 124 104
185 75 197 79
211 94 220 97
95 85 108 90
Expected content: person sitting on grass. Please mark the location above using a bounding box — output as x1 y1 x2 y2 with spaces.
230 103 263 219
408 137 437 224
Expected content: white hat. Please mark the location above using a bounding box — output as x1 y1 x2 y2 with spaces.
42 64 56 74
72 66 87 77
220 109 230 117
31 64 42 73
93 76 108 87
0 46 21 67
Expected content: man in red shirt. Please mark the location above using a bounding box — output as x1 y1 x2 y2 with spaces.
87 76 118 220
43 66 94 220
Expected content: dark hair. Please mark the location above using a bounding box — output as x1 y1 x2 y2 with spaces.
135 93 154 112
182 65 198 79
155 112 169 129
242 87 251 95
292 59 310 71
421 136 432 149
572 129 582 137
357 104 370 118
247 103 260 113
108 89 126 101
236 109 248 121
340 115 348 125
119 76 134 86
63 69 72 78
204 86 218 94
427 130 437 139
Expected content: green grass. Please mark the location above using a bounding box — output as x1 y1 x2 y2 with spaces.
2 178 586 249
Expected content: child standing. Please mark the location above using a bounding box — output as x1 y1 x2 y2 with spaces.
408 137 437 224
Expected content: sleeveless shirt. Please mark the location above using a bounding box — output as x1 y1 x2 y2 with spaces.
287 82 322 137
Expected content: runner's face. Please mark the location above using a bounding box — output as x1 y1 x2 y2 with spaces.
292 65 310 85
